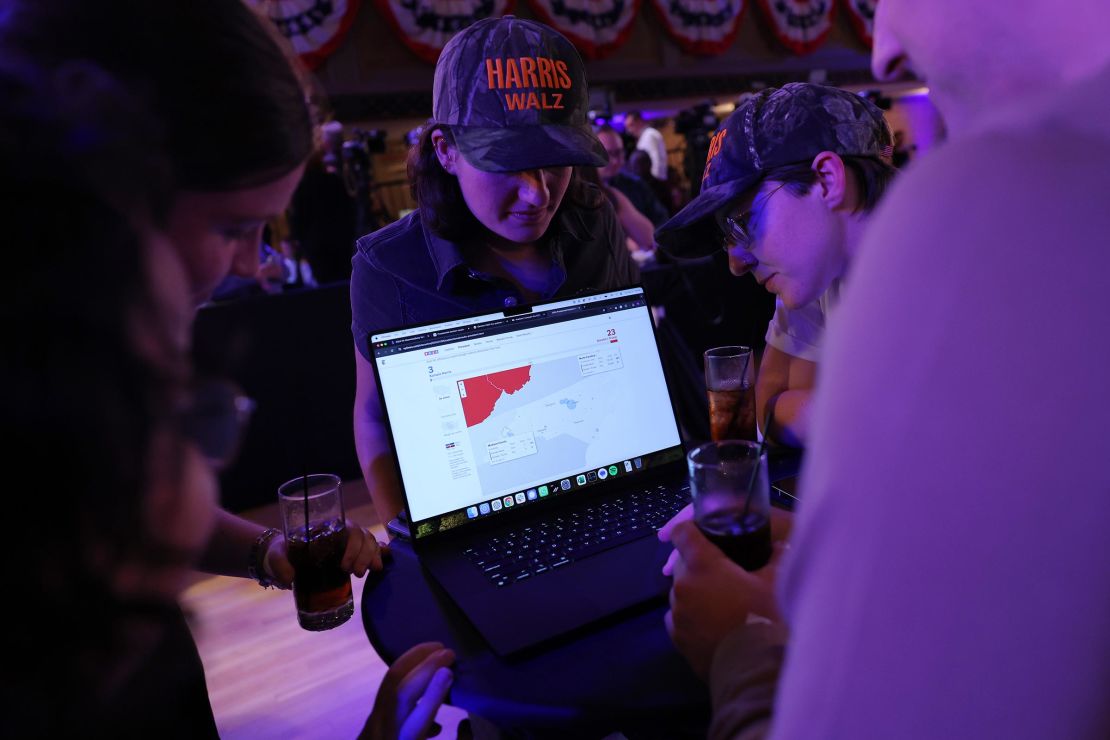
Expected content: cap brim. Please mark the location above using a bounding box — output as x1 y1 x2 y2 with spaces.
654 174 760 259
452 124 607 173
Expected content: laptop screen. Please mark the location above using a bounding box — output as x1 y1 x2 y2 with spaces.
370 287 684 539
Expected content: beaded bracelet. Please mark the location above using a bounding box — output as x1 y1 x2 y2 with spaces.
248 527 282 589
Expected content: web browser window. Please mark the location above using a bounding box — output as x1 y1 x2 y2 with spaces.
371 288 683 532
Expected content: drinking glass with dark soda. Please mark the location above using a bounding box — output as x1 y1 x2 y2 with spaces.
687 441 772 571
278 474 354 631
704 346 757 442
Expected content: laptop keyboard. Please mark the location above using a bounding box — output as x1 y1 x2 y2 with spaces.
463 483 691 587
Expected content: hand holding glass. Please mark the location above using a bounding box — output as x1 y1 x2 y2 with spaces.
688 441 772 571
278 473 354 631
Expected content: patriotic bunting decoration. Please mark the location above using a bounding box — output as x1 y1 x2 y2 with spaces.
650 0 747 57
247 0 364 70
525 0 641 60
374 0 516 63
755 0 836 55
841 0 876 47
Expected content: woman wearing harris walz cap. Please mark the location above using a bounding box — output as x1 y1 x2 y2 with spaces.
352 17 639 524
655 84 896 448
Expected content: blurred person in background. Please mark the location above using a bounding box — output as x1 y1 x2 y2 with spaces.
625 110 669 182
596 124 670 227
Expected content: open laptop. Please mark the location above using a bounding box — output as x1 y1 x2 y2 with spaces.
370 286 690 655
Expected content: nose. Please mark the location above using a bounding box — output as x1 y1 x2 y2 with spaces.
517 169 550 207
870 4 909 82
229 228 263 278
727 246 758 277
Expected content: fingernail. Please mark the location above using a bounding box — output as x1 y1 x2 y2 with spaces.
436 667 453 686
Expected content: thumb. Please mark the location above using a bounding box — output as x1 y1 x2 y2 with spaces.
765 539 791 570
669 520 715 567
657 502 693 543
398 667 453 740
265 538 296 588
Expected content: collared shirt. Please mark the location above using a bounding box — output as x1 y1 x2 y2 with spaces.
351 192 639 361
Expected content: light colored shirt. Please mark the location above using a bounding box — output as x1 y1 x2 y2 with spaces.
764 279 841 363
636 126 668 181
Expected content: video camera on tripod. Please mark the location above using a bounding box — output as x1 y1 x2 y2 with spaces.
340 128 386 196
323 126 386 236
674 102 721 197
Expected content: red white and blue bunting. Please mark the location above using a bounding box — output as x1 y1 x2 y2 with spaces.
755 0 835 55
247 0 363 70
841 0 876 47
374 0 516 63
650 0 747 57
525 0 641 60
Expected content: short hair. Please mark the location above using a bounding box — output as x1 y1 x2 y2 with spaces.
3 0 314 191
625 111 644 123
762 155 897 214
408 123 604 242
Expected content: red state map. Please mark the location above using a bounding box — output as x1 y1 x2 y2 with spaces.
458 365 533 427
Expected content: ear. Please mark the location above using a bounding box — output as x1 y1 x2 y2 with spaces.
430 129 457 175
810 151 849 211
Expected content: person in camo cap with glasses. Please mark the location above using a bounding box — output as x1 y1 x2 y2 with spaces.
352 17 638 525
654 83 897 658
655 83 897 448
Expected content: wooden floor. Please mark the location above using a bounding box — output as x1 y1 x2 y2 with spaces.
180 480 467 739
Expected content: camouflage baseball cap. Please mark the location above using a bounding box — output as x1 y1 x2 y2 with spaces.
433 16 606 172
656 83 893 256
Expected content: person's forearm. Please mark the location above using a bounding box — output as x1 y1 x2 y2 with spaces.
709 623 788 740
355 423 404 526
365 451 403 526
196 508 267 578
766 389 812 447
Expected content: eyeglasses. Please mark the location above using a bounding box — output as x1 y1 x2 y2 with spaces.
722 182 788 253
177 379 256 470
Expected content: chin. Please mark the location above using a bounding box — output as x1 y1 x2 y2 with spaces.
498 222 552 245
778 286 805 310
